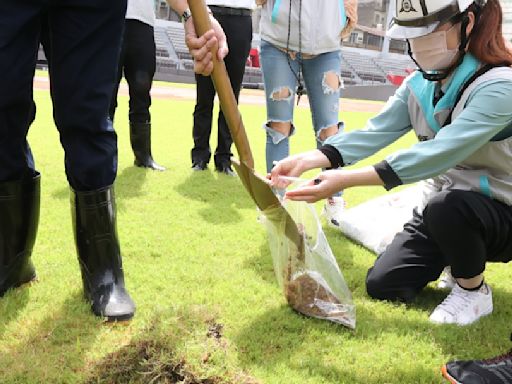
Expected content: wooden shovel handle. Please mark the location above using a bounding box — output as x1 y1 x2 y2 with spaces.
188 0 254 169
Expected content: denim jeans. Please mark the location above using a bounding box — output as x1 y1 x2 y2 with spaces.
260 39 344 173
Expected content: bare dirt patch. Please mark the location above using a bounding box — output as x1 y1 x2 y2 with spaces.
85 340 221 384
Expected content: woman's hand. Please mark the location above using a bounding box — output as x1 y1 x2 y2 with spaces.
285 170 347 203
184 16 229 76
269 150 331 189
285 166 385 203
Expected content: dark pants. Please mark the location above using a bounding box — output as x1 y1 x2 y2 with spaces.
191 10 252 168
0 0 126 191
109 19 156 124
366 190 512 302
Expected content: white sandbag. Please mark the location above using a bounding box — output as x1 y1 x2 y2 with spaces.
336 180 439 254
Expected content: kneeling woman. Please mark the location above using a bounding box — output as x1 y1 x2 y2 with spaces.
270 0 512 325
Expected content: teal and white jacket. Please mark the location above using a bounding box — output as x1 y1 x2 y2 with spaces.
323 54 512 205
259 0 347 55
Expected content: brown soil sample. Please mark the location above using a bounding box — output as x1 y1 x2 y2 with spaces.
282 224 354 327
285 271 340 317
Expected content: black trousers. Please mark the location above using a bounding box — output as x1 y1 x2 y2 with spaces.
110 19 156 124
0 0 126 191
191 10 252 168
366 190 512 302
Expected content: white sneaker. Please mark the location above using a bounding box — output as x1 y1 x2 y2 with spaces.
438 267 456 289
322 196 346 229
429 283 493 326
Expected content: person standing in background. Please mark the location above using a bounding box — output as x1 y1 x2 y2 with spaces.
258 0 357 227
110 0 165 171
190 0 254 176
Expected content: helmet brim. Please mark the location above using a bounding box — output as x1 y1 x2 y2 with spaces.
386 22 439 39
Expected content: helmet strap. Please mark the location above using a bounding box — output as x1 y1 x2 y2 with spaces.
406 41 455 81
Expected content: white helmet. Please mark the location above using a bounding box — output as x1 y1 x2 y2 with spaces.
387 0 477 39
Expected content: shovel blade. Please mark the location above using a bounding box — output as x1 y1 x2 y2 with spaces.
232 159 301 247
231 158 279 211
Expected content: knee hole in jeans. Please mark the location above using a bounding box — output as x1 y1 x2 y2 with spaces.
317 124 340 142
270 86 293 102
268 120 293 136
322 71 342 95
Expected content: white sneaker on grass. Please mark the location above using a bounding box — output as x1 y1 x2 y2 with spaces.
322 196 346 229
429 283 493 326
438 267 456 290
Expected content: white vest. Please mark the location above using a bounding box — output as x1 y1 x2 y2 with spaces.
259 0 346 55
408 67 512 206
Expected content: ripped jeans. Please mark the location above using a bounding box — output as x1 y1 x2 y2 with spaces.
260 39 343 173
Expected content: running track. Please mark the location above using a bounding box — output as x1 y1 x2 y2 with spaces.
33 76 384 114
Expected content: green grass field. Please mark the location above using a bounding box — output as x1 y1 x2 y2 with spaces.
0 82 510 384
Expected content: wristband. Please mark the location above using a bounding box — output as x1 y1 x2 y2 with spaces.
180 8 192 23
181 6 212 23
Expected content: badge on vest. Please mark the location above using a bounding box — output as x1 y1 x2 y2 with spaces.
400 0 417 13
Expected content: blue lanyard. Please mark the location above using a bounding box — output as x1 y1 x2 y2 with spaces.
339 0 347 27
271 0 282 23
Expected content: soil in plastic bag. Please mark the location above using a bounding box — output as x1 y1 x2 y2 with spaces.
260 185 355 329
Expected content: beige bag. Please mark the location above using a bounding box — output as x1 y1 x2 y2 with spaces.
255 0 267 5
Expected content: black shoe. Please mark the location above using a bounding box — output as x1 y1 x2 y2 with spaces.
134 157 166 171
130 122 165 171
442 336 512 383
216 164 236 177
192 161 208 171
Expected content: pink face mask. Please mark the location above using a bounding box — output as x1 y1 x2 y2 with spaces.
409 25 460 71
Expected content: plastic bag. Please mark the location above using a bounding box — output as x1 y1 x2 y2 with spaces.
260 181 356 329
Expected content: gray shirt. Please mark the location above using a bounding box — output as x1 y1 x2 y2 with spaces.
259 0 346 55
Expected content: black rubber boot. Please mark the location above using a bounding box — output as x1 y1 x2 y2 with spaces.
0 173 40 296
71 186 135 321
129 122 165 171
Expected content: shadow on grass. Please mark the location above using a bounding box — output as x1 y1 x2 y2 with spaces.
233 305 359 382
49 166 148 214
280 351 436 384
0 286 31 341
174 171 254 224
115 166 147 200
49 165 147 202
0 291 103 383
233 299 511 384
51 186 70 200
241 242 277 286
